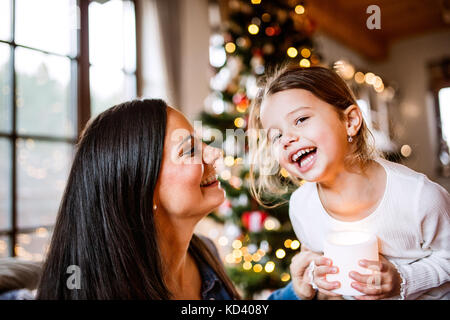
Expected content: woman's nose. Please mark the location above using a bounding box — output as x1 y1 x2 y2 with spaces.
202 144 223 166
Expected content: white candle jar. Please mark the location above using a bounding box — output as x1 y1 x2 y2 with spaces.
323 231 379 296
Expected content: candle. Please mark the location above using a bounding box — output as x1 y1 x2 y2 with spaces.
323 231 378 296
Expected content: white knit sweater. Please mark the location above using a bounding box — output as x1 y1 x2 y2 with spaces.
289 158 450 300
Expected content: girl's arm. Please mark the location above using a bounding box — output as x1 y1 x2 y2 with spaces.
396 180 450 299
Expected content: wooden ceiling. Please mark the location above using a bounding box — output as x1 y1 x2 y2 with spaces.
305 0 450 60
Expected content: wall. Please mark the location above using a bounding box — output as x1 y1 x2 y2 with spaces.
178 0 211 121
374 30 450 191
315 31 450 191
139 0 211 121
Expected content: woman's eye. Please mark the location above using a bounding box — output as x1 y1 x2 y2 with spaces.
295 117 309 125
272 134 282 143
187 147 196 156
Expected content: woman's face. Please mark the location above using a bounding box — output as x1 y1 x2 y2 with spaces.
154 107 225 221
260 89 351 183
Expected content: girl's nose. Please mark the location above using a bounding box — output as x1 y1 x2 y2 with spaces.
202 144 223 166
281 133 299 149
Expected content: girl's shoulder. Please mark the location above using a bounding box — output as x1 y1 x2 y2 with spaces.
376 158 426 180
289 181 316 204
377 158 449 216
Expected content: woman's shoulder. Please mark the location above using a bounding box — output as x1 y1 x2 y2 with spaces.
195 234 221 260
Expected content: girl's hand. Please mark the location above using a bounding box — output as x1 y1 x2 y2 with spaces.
289 246 322 300
312 256 343 298
349 254 401 300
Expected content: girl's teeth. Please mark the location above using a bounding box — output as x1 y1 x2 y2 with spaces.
292 148 314 162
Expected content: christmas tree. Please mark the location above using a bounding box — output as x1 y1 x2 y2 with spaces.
200 0 321 298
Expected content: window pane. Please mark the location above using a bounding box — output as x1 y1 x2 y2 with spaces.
16 47 75 138
90 66 136 116
0 0 11 41
0 139 11 230
0 235 10 258
439 87 450 151
15 0 76 56
0 43 11 133
89 0 136 72
17 139 73 229
16 228 52 261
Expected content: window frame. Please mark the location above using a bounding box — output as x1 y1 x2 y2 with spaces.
0 0 139 258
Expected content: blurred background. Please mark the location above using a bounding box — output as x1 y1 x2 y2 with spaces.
0 0 449 299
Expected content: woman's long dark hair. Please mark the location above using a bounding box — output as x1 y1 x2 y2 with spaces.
37 99 239 299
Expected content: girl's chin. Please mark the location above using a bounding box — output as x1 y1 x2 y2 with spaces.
290 159 323 182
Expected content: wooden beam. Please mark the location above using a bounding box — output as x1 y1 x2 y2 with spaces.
306 1 388 61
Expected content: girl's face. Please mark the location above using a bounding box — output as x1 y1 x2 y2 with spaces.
155 107 225 220
260 88 352 183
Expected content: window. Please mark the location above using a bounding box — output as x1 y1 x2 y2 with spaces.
429 58 450 177
437 87 450 175
0 0 137 259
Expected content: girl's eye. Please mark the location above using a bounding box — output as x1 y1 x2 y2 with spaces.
295 117 309 125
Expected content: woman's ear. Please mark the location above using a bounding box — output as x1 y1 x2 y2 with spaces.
344 104 363 137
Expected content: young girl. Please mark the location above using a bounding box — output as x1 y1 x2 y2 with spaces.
249 65 450 300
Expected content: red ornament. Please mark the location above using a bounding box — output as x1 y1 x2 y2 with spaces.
265 27 275 36
241 211 268 233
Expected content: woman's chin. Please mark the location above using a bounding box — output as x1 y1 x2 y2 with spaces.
201 184 226 208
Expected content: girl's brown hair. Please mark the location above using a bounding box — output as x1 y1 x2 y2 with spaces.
248 64 378 207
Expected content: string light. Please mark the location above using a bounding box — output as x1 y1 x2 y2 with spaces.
264 219 276 230
287 47 298 58
374 83 384 93
232 239 243 249
354 71 365 84
261 13 271 22
280 168 289 178
276 248 286 259
364 72 376 85
243 261 252 270
299 58 310 68
300 48 311 58
243 253 253 262
234 117 245 128
225 42 236 53
224 156 235 167
284 239 292 248
252 253 262 262
281 273 291 282
295 5 305 14
233 249 243 258
401 144 412 157
251 0 261 4
290 240 300 250
248 24 259 35
218 236 229 246
253 264 263 272
264 261 275 273
220 170 231 180
225 253 235 264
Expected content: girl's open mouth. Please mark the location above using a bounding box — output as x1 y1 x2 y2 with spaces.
291 147 317 173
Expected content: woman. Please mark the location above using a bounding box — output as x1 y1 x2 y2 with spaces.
37 99 239 299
